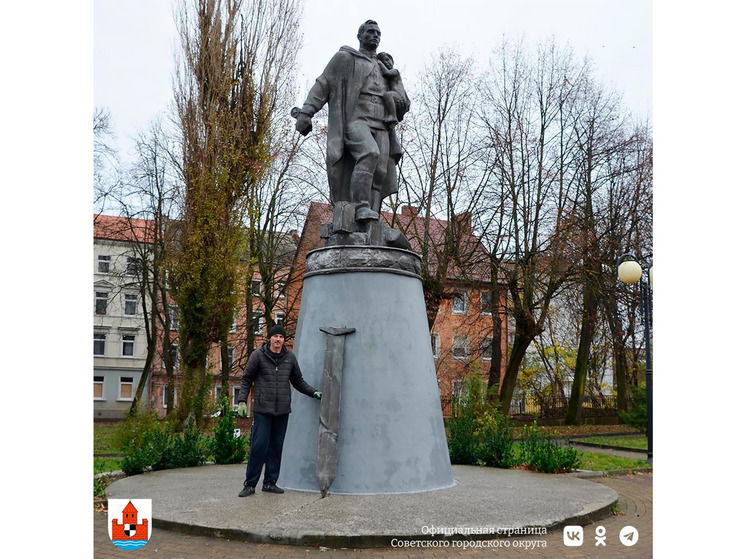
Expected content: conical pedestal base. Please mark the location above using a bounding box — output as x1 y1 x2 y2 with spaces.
278 246 455 494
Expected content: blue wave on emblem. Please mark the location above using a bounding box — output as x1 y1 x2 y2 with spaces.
112 540 148 550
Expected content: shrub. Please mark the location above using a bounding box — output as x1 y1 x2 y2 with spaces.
170 416 209 468
619 384 648 432
115 411 171 476
473 408 515 468
448 372 515 468
518 420 580 473
210 398 249 464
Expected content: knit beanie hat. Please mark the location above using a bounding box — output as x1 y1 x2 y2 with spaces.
268 324 287 338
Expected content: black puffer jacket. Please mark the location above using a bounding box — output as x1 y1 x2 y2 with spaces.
237 343 317 416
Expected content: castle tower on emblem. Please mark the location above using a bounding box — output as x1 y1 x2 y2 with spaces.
108 499 151 550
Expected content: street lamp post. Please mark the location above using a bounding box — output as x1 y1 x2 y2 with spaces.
617 253 653 465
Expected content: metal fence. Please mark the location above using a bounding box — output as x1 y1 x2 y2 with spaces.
441 395 616 419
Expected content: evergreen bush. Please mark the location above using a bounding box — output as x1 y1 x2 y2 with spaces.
115 411 171 476
448 372 515 468
210 398 249 464
518 420 580 473
619 384 648 432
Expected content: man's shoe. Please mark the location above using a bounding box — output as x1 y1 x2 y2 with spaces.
238 484 255 497
262 483 285 494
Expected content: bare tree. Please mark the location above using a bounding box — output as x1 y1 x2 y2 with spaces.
479 39 584 414
398 49 494 331
94 107 120 218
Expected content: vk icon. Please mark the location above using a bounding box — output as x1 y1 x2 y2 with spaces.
563 525 584 546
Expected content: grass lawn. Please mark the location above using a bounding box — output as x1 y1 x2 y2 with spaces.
576 450 649 471
95 457 123 475
94 422 123 455
576 435 648 450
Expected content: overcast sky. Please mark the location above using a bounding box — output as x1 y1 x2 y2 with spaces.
94 0 652 162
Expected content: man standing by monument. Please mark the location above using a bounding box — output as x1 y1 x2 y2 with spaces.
236 325 322 497
294 20 410 223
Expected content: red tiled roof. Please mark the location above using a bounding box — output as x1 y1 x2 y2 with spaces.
94 214 154 244
305 202 491 283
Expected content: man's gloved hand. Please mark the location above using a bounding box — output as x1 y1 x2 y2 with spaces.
237 402 248 418
313 391 322 400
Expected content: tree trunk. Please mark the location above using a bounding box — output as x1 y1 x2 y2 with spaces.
566 279 598 425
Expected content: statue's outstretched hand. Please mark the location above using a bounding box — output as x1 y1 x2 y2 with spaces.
295 113 313 136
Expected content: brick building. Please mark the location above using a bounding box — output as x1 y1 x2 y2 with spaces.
285 202 510 409
93 214 297 419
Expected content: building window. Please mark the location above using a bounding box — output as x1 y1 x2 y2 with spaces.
122 334 135 357
431 333 440 359
125 257 139 276
221 346 236 370
95 291 108 315
232 386 241 407
274 312 285 328
452 291 467 314
162 386 177 408
163 343 180 370
452 379 466 404
119 376 134 400
94 332 106 356
251 279 262 297
481 337 492 361
452 335 469 360
276 282 286 299
253 311 265 335
97 255 110 274
169 306 180 331
124 294 138 316
229 312 237 333
94 376 105 400
481 291 492 315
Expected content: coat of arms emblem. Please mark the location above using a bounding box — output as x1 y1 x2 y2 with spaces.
108 499 151 550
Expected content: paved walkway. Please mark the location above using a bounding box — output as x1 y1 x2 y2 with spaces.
94 473 651 558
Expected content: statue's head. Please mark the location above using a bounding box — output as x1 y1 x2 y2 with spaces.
377 52 394 70
357 19 381 52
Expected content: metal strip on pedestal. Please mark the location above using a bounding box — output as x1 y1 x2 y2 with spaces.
316 326 355 497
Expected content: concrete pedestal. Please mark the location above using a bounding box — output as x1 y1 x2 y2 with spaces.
278 246 455 494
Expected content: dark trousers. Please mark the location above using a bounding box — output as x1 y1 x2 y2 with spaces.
244 411 289 487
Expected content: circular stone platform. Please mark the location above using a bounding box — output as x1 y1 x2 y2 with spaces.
106 464 618 547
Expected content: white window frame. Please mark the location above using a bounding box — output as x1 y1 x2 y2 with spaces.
121 334 136 357
431 333 440 359
276 281 286 299
481 337 493 361
452 379 466 404
452 335 469 361
251 279 262 297
118 376 134 401
229 312 237 333
125 256 138 276
95 291 109 315
169 305 180 331
163 343 180 370
452 291 468 314
124 293 138 316
274 312 285 328
162 386 178 408
97 255 110 274
232 386 242 409
221 346 236 370
94 332 106 356
481 291 492 315
94 376 105 400
253 311 265 335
